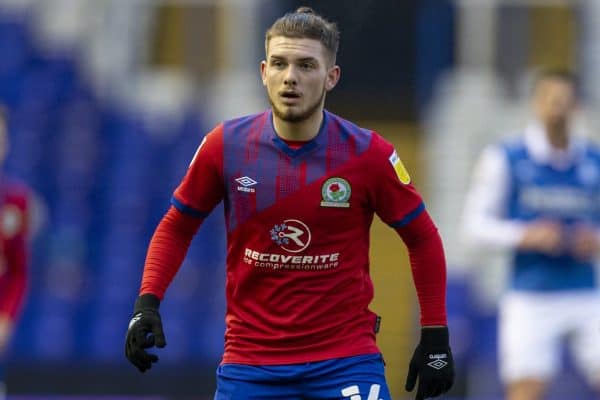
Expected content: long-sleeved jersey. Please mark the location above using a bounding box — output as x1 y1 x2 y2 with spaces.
141 110 447 364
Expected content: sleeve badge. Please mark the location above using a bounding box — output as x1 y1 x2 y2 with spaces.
389 150 411 184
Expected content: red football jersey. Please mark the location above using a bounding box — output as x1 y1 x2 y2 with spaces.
0 178 30 320
169 110 428 365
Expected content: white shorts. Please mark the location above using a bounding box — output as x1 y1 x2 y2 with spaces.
498 290 600 386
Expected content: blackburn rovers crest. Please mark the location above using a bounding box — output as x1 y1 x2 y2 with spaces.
321 177 351 208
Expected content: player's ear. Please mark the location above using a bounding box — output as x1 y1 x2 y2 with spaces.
325 65 340 91
260 61 267 86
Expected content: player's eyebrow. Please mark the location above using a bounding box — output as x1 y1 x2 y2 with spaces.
296 57 319 64
269 55 319 64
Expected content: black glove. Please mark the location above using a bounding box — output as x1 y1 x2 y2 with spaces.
405 326 454 399
125 293 167 372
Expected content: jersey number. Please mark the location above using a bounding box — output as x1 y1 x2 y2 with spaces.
341 384 383 400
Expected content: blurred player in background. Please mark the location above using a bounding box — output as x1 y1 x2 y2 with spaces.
462 70 600 400
125 7 454 400
0 107 32 399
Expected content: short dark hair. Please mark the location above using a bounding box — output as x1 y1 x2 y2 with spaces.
265 6 339 64
533 69 578 92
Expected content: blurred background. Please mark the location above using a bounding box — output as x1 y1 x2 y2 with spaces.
0 0 598 399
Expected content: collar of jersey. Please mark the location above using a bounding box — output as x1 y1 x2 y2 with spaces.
524 120 585 170
269 110 327 158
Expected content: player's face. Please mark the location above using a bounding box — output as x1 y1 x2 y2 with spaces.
533 78 576 127
261 36 340 123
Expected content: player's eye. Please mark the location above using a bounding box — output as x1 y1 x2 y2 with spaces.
300 62 314 70
271 60 285 68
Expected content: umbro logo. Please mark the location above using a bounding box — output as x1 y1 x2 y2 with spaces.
427 359 448 370
427 353 448 370
128 313 142 330
235 176 257 193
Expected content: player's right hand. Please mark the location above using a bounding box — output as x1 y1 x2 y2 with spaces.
125 293 166 373
519 220 563 255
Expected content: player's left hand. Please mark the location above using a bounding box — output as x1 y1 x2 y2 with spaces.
570 225 600 260
405 326 454 399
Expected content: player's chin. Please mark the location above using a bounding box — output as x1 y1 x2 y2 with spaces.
274 105 306 122
283 111 309 123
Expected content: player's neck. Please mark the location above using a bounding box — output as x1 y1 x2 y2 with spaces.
272 109 323 141
545 121 569 150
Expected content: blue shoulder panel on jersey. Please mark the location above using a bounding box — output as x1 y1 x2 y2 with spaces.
500 136 527 162
327 111 372 156
171 196 209 218
389 202 425 228
583 140 600 162
318 111 373 174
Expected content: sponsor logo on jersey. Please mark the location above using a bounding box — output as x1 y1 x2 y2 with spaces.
0 205 22 239
244 219 339 271
520 186 592 215
270 219 311 252
321 177 351 208
243 248 339 271
389 149 410 184
235 176 258 193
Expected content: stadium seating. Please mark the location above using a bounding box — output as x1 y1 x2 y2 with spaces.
1 13 226 365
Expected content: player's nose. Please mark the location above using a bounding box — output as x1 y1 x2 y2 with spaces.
283 66 298 86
